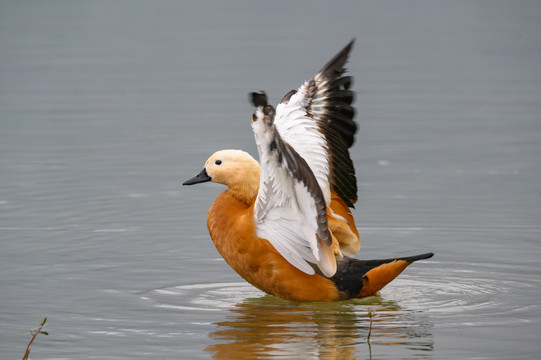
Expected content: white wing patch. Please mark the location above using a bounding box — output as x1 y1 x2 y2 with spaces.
251 93 336 277
248 40 357 277
274 84 331 205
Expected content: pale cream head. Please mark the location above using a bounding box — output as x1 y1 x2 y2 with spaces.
204 149 260 205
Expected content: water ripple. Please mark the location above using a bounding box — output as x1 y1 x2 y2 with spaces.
382 266 539 328
142 259 539 331
141 282 262 312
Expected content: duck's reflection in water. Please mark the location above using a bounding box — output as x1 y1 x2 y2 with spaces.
206 295 433 359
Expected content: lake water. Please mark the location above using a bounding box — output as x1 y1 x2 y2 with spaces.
1 1 540 359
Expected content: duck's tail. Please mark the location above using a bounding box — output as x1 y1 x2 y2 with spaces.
330 252 434 299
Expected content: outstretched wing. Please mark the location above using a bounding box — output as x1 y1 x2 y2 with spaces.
251 94 336 277
250 40 358 277
277 39 358 208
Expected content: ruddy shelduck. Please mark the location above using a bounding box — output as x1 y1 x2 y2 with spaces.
184 40 433 302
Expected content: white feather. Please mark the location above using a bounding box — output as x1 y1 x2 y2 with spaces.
274 83 331 205
251 85 335 276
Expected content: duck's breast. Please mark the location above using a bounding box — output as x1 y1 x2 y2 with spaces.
207 190 341 301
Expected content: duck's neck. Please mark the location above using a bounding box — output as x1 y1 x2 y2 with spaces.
227 179 259 207
225 164 260 207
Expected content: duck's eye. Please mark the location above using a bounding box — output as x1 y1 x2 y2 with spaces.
215 160 222 165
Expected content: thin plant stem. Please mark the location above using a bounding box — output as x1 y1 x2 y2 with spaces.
367 311 374 360
367 311 373 342
22 317 48 360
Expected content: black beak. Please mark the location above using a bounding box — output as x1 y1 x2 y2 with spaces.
183 168 211 185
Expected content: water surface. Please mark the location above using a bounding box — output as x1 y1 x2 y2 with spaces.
1 1 541 359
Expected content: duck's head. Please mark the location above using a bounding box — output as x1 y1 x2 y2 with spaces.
183 149 260 204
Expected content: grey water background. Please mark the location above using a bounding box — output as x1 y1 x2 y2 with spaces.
1 1 541 359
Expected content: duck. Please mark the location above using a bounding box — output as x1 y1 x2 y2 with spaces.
183 40 433 302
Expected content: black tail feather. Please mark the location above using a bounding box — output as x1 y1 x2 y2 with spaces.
329 252 434 298
396 252 434 263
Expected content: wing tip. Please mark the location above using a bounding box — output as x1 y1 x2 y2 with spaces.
317 240 338 277
317 39 356 79
250 91 268 107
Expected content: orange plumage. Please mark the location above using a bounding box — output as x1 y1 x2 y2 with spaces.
183 41 433 302
184 150 432 302
207 188 340 302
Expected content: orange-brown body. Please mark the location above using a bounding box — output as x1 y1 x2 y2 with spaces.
208 189 340 301
207 187 421 302
184 38 434 301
